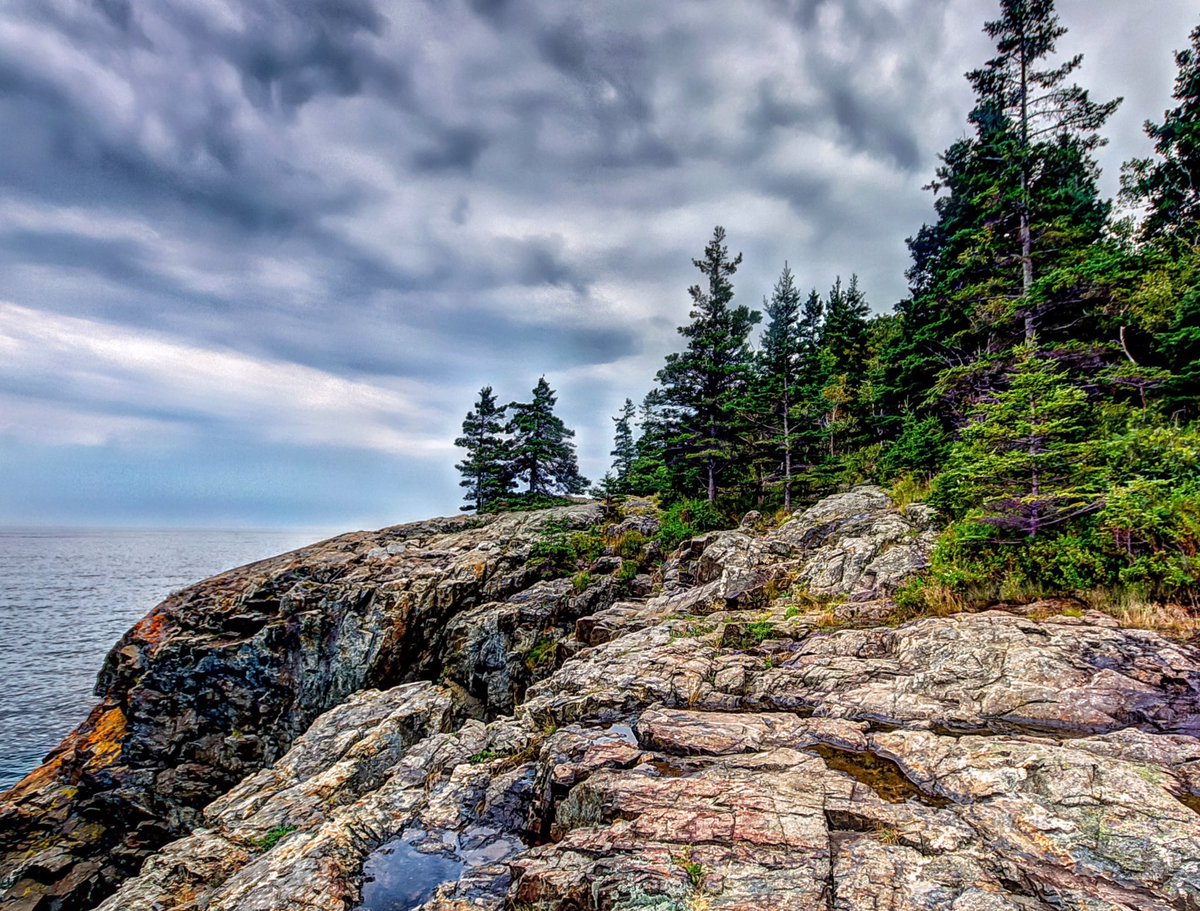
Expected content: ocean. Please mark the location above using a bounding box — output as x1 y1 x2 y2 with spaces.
0 527 328 792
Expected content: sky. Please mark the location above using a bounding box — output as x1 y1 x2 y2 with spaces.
0 0 1195 529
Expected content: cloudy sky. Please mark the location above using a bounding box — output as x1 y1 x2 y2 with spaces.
0 0 1194 528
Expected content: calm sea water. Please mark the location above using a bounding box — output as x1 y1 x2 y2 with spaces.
0 527 327 792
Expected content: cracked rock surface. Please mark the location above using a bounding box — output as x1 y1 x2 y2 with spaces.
3 488 1198 911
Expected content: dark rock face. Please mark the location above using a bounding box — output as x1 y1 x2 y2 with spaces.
5 488 1200 911
0 505 615 910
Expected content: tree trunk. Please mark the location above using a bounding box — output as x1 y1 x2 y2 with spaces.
782 410 792 513
1019 29 1036 344
1021 207 1036 342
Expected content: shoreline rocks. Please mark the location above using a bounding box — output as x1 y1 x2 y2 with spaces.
2 487 1197 911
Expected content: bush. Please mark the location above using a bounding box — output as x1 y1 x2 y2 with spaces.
655 499 728 552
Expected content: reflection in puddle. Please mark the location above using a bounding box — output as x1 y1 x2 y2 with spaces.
811 745 950 807
357 826 523 911
595 723 638 747
1176 790 1200 816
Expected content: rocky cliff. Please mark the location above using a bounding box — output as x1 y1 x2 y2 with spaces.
2 489 1198 911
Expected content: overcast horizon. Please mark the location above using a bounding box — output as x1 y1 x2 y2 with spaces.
1 0 1195 530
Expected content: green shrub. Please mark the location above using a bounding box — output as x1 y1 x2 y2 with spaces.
614 529 648 561
656 499 728 552
525 637 556 672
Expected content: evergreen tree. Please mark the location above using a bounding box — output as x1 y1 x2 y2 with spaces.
1124 23 1200 245
757 263 804 511
967 0 1119 343
1121 22 1200 418
626 390 673 497
508 377 588 497
934 345 1101 539
454 386 512 513
821 275 870 374
656 226 761 504
817 276 871 457
609 398 637 492
792 288 829 470
883 0 1119 429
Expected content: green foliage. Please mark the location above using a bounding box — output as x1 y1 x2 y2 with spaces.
455 386 513 513
525 637 556 672
509 377 589 496
655 499 729 552
615 558 640 589
571 571 593 593
933 346 1103 538
889 472 933 510
468 749 498 764
730 619 774 649
610 398 638 492
485 492 575 514
249 825 297 851
528 520 604 580
614 530 648 561
1123 24 1200 244
672 853 708 889
654 226 761 503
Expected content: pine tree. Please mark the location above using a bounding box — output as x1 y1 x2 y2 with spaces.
817 276 871 457
508 377 588 498
626 391 673 497
1121 22 1200 419
757 263 804 511
935 345 1101 539
656 226 761 504
610 398 637 492
967 0 1119 343
454 386 512 513
1124 23 1200 245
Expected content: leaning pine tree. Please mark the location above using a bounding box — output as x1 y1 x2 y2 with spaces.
508 377 589 499
454 386 512 513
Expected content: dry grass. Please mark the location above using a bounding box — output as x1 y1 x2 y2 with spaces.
888 472 933 510
1082 589 1200 636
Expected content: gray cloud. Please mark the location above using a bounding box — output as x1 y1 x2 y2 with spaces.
0 0 1194 525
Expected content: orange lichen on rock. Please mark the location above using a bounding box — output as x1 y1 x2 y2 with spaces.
131 610 172 651
81 706 127 772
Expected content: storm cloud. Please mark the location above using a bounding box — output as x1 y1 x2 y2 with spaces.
0 0 1194 525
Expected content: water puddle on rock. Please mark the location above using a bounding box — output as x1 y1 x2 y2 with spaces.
811 745 950 807
357 825 522 911
595 723 638 747
1175 790 1200 816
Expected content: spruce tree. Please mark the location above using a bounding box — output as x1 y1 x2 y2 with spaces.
817 276 871 457
626 390 673 497
758 263 804 510
508 377 588 497
967 0 1119 343
454 386 512 513
1124 23 1200 245
656 226 761 504
609 398 637 492
883 0 1118 428
1121 23 1200 418
935 345 1101 539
